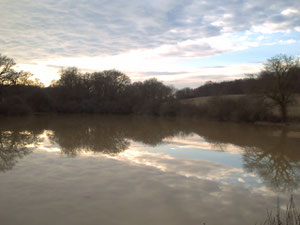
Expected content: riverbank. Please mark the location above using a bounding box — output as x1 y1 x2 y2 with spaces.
181 94 300 123
1 84 300 124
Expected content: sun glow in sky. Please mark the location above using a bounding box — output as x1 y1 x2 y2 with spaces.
1 0 300 87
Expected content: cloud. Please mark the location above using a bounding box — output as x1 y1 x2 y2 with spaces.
279 39 297 44
164 74 246 89
16 52 262 87
138 71 191 76
0 0 299 63
1 0 299 87
160 43 225 57
46 64 64 69
281 8 299 15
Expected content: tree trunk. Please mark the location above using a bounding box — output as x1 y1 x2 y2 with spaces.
279 103 287 122
0 85 2 104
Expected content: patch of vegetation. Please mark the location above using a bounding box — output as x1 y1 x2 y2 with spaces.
1 53 299 123
259 196 300 225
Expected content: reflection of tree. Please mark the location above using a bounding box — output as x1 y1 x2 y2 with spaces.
243 129 300 191
1 114 300 193
48 116 184 156
47 117 129 156
0 130 38 172
186 121 300 191
210 141 227 152
46 116 300 192
122 117 184 146
49 122 130 156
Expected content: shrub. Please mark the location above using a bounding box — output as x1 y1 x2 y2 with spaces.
205 95 274 122
0 96 32 115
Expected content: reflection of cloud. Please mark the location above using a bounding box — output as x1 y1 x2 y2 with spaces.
31 131 61 153
2 121 298 225
31 131 266 189
31 130 263 189
164 135 244 155
106 147 260 189
0 149 298 225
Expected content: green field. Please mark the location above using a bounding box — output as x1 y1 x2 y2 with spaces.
181 94 300 119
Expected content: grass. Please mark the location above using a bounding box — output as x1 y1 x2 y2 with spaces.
259 196 300 225
181 94 245 106
288 96 300 119
201 196 299 225
181 94 300 121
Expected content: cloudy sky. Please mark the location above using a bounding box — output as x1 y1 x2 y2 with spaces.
1 0 300 88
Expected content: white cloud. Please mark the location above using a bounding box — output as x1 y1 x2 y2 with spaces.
1 0 299 62
279 39 297 44
16 46 262 87
1 0 299 86
281 8 299 15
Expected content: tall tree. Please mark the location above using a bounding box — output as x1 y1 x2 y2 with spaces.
90 70 130 101
57 67 82 89
0 54 15 84
260 54 299 122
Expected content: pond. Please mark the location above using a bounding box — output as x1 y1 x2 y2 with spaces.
0 115 299 225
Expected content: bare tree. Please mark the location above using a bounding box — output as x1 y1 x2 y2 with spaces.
3 70 33 85
57 67 82 88
90 69 130 100
0 54 33 85
261 54 299 122
0 54 16 84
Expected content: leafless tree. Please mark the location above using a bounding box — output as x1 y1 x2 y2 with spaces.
0 54 33 85
0 54 16 84
261 54 299 122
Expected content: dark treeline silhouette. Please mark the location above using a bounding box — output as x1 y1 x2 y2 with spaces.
0 53 299 122
178 55 300 122
176 67 300 99
49 67 174 115
0 65 175 116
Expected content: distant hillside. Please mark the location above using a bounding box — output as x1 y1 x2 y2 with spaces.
176 68 300 99
181 94 300 120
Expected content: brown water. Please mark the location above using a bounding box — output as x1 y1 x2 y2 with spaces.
0 115 299 225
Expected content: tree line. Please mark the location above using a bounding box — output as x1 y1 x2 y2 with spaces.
0 54 174 116
0 53 299 122
177 55 300 122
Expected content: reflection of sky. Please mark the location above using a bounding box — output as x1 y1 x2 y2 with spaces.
0 150 285 225
142 142 244 168
116 145 264 190
131 134 245 169
33 131 61 153
31 131 292 192
2 130 300 225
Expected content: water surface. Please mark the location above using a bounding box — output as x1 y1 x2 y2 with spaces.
0 115 299 225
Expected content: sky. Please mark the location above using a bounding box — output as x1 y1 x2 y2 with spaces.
0 0 300 88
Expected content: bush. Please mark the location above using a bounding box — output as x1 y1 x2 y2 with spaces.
205 95 274 122
26 88 53 112
0 96 32 115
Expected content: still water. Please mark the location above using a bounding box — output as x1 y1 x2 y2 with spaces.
0 115 299 225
